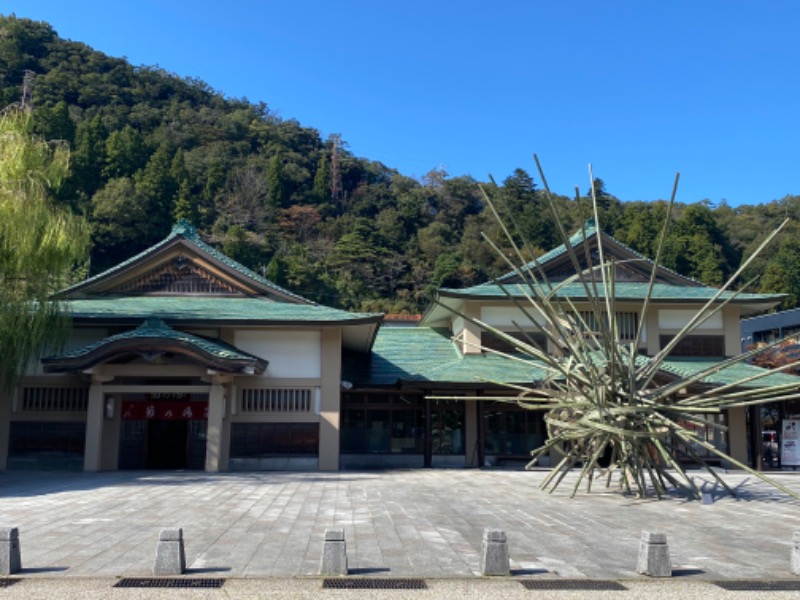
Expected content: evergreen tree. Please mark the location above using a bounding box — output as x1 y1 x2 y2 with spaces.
312 154 330 203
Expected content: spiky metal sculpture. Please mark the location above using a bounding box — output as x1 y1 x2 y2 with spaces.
448 157 800 499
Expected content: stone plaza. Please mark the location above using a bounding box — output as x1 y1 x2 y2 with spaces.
0 468 799 598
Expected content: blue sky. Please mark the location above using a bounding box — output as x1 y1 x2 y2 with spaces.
4 1 800 206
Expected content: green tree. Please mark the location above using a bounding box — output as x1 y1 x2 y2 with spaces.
104 125 148 178
266 150 288 208
0 107 89 388
759 237 800 309
134 142 177 242
312 154 330 204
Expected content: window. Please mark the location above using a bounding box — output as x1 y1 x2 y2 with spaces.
660 335 724 357
481 331 546 354
430 400 465 455
483 403 544 456
22 387 88 412
7 422 86 470
578 311 638 341
341 393 424 454
240 388 314 413
230 423 318 457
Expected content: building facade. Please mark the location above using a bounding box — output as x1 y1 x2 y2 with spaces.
1 220 796 472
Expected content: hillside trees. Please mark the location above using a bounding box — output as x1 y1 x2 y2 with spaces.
4 15 800 313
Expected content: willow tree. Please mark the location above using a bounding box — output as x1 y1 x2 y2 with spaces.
0 106 89 389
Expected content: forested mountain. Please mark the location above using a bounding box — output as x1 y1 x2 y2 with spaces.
3 14 800 313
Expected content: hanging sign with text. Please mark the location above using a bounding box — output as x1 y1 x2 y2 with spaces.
121 400 208 421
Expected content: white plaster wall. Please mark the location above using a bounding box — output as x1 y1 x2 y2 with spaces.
452 316 465 337
234 330 321 378
24 328 109 375
480 306 545 328
658 309 723 330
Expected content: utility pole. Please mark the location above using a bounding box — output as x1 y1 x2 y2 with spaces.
21 70 34 109
330 134 342 203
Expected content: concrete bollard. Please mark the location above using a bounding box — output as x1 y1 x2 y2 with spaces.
320 528 348 576
0 527 21 575
480 529 510 576
792 531 800 575
636 531 672 577
154 527 186 575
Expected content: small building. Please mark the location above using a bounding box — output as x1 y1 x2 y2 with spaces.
0 220 796 472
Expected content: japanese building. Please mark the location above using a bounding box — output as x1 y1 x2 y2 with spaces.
1 220 797 472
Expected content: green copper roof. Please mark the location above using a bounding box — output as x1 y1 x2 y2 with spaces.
62 296 382 324
343 327 550 386
59 220 309 303
501 218 599 279
344 327 799 390
657 357 800 389
439 281 785 304
56 318 258 361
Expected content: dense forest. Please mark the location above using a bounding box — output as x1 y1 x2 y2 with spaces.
3 14 800 313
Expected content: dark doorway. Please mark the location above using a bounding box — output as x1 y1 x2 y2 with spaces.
146 420 189 469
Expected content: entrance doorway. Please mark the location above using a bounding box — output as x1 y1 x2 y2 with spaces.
146 420 189 469
117 393 209 470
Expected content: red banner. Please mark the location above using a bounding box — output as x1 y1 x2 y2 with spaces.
121 400 208 421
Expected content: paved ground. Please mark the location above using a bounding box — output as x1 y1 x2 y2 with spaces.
1 468 800 598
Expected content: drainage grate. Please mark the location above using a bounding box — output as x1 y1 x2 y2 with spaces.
113 578 226 588
0 579 22 588
714 580 800 592
322 578 428 590
520 579 628 591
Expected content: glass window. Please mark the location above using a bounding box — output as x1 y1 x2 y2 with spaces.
230 423 319 457
341 394 424 455
431 400 464 455
8 421 86 470
483 404 544 456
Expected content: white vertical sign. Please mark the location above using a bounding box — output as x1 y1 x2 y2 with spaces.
781 419 800 467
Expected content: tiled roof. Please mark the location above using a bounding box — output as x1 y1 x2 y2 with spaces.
439 281 785 304
343 327 551 386
62 296 382 324
52 318 259 362
344 327 800 390
657 357 800 389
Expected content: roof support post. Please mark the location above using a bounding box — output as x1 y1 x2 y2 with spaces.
205 375 231 472
319 328 342 471
84 374 114 472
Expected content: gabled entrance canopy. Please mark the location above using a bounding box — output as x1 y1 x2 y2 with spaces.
42 318 268 375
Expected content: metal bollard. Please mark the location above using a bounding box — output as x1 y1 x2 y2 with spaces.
792 531 800 575
0 527 21 575
320 528 348 576
154 527 186 575
636 531 672 577
480 529 510 576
